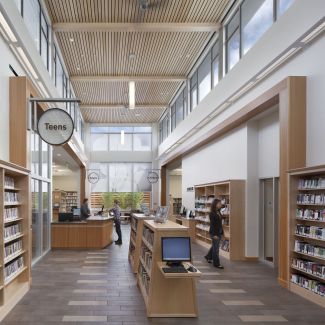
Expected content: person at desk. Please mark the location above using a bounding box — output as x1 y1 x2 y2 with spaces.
80 198 91 220
205 199 224 269
110 199 122 245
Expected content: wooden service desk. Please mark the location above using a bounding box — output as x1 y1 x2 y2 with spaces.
51 215 114 249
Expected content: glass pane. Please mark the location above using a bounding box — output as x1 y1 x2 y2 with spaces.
109 163 132 192
133 133 151 151
109 134 132 151
55 55 64 97
277 0 294 17
198 53 211 102
108 126 133 133
90 163 108 192
14 0 22 14
91 126 109 133
31 131 40 175
91 133 108 151
42 182 50 253
32 179 41 261
227 29 240 71
212 41 219 59
41 13 48 35
23 0 41 52
41 139 49 178
227 10 239 38
212 58 219 87
242 0 274 55
133 163 152 192
133 126 152 133
190 72 197 88
176 95 183 126
191 88 198 111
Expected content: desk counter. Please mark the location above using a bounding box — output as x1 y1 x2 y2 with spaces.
51 215 114 249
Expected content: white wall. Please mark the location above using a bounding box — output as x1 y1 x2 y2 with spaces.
169 175 182 198
182 126 247 210
53 171 81 205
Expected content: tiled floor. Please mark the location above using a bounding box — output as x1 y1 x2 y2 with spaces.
3 225 325 324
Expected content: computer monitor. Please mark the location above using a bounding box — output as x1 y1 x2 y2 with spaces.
73 208 80 216
58 213 74 222
161 237 191 266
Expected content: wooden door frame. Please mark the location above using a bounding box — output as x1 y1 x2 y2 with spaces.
160 76 306 287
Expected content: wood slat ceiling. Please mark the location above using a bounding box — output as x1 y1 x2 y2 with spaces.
44 0 230 123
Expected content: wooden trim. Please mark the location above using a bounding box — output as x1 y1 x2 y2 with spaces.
160 166 167 206
80 166 86 204
71 76 186 82
53 22 220 32
80 104 167 109
244 257 259 261
278 277 288 289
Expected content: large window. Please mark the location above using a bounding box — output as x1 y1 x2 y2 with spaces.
190 72 198 111
90 126 152 152
212 42 219 87
159 113 170 144
198 53 212 102
277 0 294 17
226 10 240 71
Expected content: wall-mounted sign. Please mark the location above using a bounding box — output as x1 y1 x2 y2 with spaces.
87 170 100 184
187 187 194 192
37 108 74 146
147 171 159 184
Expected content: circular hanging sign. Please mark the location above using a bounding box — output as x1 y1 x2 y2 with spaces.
147 171 159 184
37 108 74 146
88 172 100 184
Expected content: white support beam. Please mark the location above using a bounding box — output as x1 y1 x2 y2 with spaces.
53 22 220 33
71 75 186 82
80 104 167 109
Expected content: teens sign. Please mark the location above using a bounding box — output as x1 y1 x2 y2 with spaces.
38 108 74 145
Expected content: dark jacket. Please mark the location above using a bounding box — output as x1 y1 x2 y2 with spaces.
209 210 223 238
80 203 90 220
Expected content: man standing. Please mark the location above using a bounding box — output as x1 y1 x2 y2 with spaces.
111 199 122 245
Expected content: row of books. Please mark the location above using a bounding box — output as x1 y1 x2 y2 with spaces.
4 192 19 203
130 229 136 244
142 226 154 247
297 194 325 205
4 224 22 240
5 256 24 280
195 216 210 222
291 274 325 297
195 207 210 213
299 178 325 189
296 225 325 240
292 258 325 279
4 175 15 188
139 264 150 295
196 223 209 231
5 240 23 259
222 218 230 226
294 240 325 258
141 245 152 274
221 239 230 252
4 207 19 221
296 208 325 221
131 217 138 232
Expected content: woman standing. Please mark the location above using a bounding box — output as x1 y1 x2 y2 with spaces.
204 199 224 269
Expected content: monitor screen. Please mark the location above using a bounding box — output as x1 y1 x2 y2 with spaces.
161 237 191 262
73 208 80 216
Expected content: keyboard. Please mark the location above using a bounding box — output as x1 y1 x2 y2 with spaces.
162 266 188 273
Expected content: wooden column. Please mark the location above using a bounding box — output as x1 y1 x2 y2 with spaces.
80 166 86 204
160 165 167 206
278 77 306 287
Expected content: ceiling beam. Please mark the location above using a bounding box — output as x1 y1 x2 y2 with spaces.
80 104 167 109
71 75 186 82
53 22 220 33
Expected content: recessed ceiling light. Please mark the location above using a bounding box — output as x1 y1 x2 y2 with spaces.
129 53 136 60
70 38 74 42
186 54 191 58
77 66 80 71
135 113 141 117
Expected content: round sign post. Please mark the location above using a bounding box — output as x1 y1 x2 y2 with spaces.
37 108 74 145
147 171 159 184
88 172 100 184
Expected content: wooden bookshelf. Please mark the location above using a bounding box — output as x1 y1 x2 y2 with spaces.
0 160 31 321
194 180 245 260
289 166 325 308
52 190 67 221
137 220 201 317
128 213 154 273
173 198 182 215
65 191 78 212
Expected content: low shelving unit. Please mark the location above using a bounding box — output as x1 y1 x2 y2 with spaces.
137 220 200 317
289 166 325 308
194 180 245 260
0 160 31 321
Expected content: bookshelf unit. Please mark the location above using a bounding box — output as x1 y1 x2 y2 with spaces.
128 213 154 273
52 190 67 221
289 166 325 308
172 198 182 215
194 180 245 260
65 191 78 212
137 220 200 317
0 160 31 321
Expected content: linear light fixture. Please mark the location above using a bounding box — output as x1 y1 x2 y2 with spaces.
301 21 325 44
0 11 17 42
129 81 135 109
16 47 38 79
121 130 125 145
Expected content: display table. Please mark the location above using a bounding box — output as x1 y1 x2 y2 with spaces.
51 215 114 249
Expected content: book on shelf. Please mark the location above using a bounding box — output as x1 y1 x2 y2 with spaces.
4 207 19 221
4 192 19 203
5 256 24 280
131 217 138 231
295 224 325 240
291 273 325 297
294 240 325 258
5 240 23 259
292 258 325 279
4 175 15 188
143 226 154 247
4 224 22 240
139 264 150 295
297 193 325 205
297 208 325 221
141 245 152 273
299 178 325 189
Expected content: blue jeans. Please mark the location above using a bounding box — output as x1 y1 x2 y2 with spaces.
206 237 221 266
